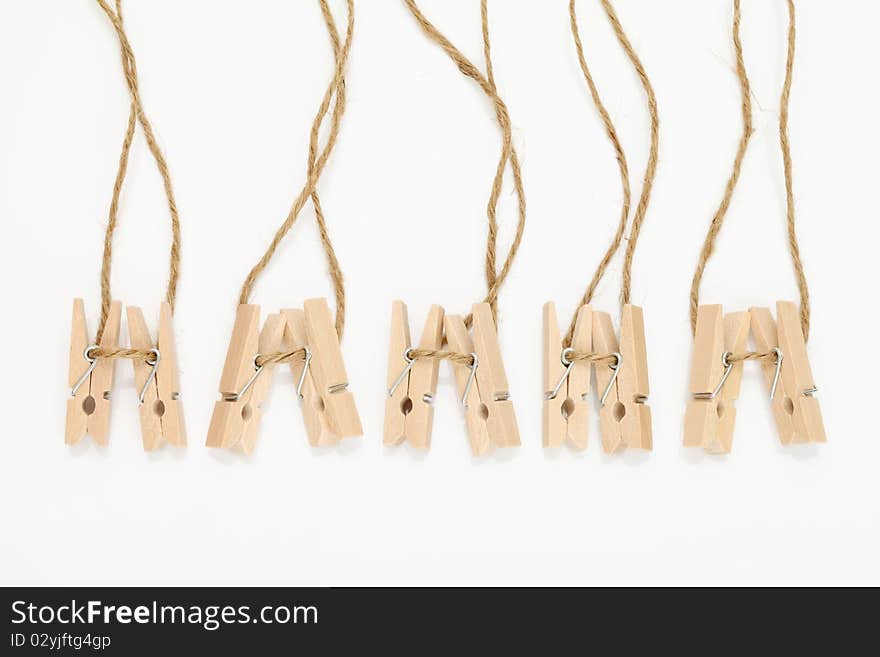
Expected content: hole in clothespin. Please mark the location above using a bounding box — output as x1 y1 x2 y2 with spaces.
241 404 253 421
315 397 325 413
82 396 96 415
716 401 726 418
478 403 489 420
612 402 626 422
561 398 575 419
400 397 413 415
153 400 166 417
784 397 794 415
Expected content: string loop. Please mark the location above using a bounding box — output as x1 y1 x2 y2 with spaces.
94 0 181 343
564 0 659 347
689 0 809 340
237 0 354 339
403 0 526 326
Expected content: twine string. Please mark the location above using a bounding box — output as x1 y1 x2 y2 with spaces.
690 0 809 340
94 0 181 345
569 351 619 366
403 0 526 326
563 0 658 348
604 0 660 310
727 350 777 364
255 348 308 368
779 0 810 340
238 0 354 340
309 0 349 339
408 348 476 367
88 347 153 361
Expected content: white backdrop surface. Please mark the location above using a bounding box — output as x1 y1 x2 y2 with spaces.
1 0 878 586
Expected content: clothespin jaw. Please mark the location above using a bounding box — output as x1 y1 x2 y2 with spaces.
127 303 186 451
750 301 825 444
383 301 444 449
683 305 749 454
302 298 363 440
206 305 285 454
542 302 591 450
591 305 652 454
66 298 121 446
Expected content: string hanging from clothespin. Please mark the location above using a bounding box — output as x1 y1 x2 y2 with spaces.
66 0 185 452
684 0 825 454
207 0 361 454
542 0 658 453
384 0 525 456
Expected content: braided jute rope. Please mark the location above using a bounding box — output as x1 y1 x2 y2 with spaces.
403 0 526 328
94 0 181 348
564 0 661 348
237 0 353 340
690 0 810 340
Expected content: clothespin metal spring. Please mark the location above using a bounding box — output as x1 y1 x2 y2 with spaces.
461 352 478 409
387 348 416 399
227 354 265 403
137 348 161 405
768 347 783 402
296 347 312 401
70 344 100 398
599 352 622 406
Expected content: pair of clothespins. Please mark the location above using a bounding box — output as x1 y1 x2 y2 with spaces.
684 301 825 453
384 301 520 455
543 302 652 453
66 299 185 450
206 298 362 454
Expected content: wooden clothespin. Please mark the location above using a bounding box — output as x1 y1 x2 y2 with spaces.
127 303 185 451
542 302 591 449
591 305 652 453
443 315 489 455
683 305 750 454
750 301 825 445
206 305 286 454
283 308 335 447
383 301 445 449
66 299 121 446
283 297 362 445
445 302 520 455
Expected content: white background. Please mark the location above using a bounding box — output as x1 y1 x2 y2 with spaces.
1 0 878 586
